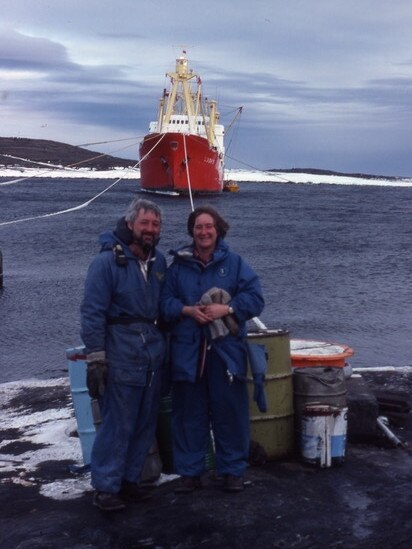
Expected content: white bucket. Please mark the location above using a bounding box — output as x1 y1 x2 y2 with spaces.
300 405 347 467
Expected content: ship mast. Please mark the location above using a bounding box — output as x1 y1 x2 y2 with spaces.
159 53 218 148
162 55 195 128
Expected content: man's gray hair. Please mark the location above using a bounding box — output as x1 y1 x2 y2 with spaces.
125 198 162 224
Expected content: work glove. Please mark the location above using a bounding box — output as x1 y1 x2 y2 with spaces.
86 351 108 399
247 343 268 413
252 373 267 413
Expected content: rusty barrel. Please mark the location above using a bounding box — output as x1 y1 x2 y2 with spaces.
247 329 294 459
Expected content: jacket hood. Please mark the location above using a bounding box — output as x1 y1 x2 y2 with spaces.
98 217 133 254
98 229 126 252
169 238 229 264
114 216 133 245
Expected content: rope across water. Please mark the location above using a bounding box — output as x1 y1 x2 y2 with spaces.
0 135 166 227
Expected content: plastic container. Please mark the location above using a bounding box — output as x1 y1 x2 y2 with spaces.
290 339 354 368
67 345 163 480
300 404 348 467
66 346 96 465
246 329 295 459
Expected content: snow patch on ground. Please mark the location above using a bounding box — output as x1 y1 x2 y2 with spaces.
0 378 88 500
0 377 177 500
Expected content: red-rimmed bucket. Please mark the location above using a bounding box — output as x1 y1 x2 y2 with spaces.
290 339 354 368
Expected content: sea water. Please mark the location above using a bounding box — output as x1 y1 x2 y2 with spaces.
0 178 411 383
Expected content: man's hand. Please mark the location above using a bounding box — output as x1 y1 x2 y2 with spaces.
86 360 107 398
86 351 108 399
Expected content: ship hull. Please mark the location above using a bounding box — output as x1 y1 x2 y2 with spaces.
139 133 223 194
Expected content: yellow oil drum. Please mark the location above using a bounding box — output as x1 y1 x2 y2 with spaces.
247 329 294 459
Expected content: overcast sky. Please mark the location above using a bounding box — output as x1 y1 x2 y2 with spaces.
1 0 411 176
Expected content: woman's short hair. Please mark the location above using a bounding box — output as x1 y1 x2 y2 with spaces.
187 206 229 239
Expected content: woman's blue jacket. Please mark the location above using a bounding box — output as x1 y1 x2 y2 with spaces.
160 239 265 382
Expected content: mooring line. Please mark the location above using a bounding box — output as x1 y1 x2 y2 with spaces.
0 134 170 227
0 138 142 187
182 134 194 212
0 178 123 227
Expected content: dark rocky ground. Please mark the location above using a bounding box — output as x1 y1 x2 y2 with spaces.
0 371 411 549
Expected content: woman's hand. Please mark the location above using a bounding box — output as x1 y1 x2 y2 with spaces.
201 303 229 320
182 305 213 325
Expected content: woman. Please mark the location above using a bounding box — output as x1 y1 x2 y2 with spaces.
160 206 264 493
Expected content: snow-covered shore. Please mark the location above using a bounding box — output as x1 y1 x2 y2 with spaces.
0 166 140 181
0 378 89 500
0 377 176 501
1 166 412 187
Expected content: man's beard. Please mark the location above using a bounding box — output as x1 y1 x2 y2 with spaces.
132 232 160 253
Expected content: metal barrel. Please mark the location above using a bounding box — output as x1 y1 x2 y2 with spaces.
293 366 347 429
156 396 174 474
247 329 295 460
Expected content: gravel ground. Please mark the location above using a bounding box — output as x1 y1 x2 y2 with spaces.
0 371 411 549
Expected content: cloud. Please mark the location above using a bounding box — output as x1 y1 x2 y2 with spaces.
0 28 70 70
1 2 412 175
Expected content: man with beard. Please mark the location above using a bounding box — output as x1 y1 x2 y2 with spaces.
80 198 166 511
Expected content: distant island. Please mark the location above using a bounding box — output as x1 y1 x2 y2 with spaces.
0 137 136 170
269 167 398 181
0 136 399 181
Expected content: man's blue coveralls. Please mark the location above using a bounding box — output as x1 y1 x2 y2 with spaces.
80 222 166 494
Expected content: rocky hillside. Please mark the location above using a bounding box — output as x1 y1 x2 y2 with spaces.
0 136 398 180
0 137 136 170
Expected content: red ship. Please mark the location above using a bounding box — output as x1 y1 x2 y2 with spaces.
139 53 226 195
